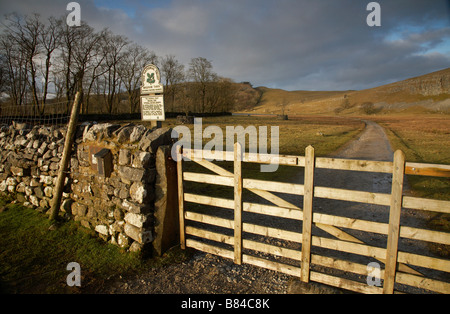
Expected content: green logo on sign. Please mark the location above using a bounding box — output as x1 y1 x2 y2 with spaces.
147 72 155 84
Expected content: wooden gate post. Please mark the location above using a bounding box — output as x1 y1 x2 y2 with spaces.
301 145 315 282
176 145 186 249
234 142 243 265
153 145 180 256
383 150 405 294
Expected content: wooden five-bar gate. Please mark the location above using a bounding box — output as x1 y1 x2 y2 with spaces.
176 144 450 294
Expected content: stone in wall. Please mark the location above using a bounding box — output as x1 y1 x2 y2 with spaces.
0 123 72 214
124 223 153 244
72 122 172 252
0 121 173 253
139 127 172 153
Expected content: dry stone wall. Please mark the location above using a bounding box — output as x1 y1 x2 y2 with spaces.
0 121 173 253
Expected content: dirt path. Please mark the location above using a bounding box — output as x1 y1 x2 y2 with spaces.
94 120 436 294
313 120 395 222
290 120 444 293
332 120 393 161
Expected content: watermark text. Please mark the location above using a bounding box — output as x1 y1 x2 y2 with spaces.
66 2 81 27
171 118 280 172
66 262 81 287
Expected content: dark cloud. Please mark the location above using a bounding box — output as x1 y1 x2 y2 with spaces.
0 0 449 90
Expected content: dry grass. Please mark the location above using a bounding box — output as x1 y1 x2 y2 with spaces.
133 113 449 201
372 114 450 201
242 68 450 115
373 115 450 165
244 89 349 115
249 87 348 114
160 115 365 157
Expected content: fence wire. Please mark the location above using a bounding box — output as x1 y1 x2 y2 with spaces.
0 102 71 127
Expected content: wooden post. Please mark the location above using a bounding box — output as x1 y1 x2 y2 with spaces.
301 145 315 282
177 145 186 249
49 91 82 221
234 142 243 265
151 120 162 129
383 150 405 294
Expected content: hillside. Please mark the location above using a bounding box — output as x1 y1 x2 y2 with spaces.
241 67 450 115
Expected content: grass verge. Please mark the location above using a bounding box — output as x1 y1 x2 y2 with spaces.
373 115 450 201
373 115 450 236
0 195 192 293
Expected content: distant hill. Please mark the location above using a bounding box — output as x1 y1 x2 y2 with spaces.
238 67 450 115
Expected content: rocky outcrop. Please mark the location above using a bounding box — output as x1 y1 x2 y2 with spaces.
385 68 450 96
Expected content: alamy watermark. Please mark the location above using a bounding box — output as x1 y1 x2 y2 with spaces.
366 2 381 27
66 2 379 28
66 2 81 27
367 262 382 287
66 262 81 287
171 118 280 173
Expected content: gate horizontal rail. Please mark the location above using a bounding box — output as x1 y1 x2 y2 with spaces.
176 145 450 294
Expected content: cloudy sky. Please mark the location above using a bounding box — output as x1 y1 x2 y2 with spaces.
1 0 449 91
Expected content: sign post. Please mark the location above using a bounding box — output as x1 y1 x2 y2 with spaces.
140 64 164 128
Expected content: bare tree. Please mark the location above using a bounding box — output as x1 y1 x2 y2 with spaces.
38 16 60 108
0 32 28 107
0 53 7 95
57 19 106 113
83 52 107 114
3 14 43 113
177 83 193 116
0 12 238 118
188 57 217 113
206 77 236 113
82 28 110 114
51 66 65 102
118 44 157 113
160 54 185 112
58 17 79 109
72 24 104 113
100 31 129 114
19 14 42 112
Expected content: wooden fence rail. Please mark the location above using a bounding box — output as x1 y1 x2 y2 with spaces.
176 144 450 294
